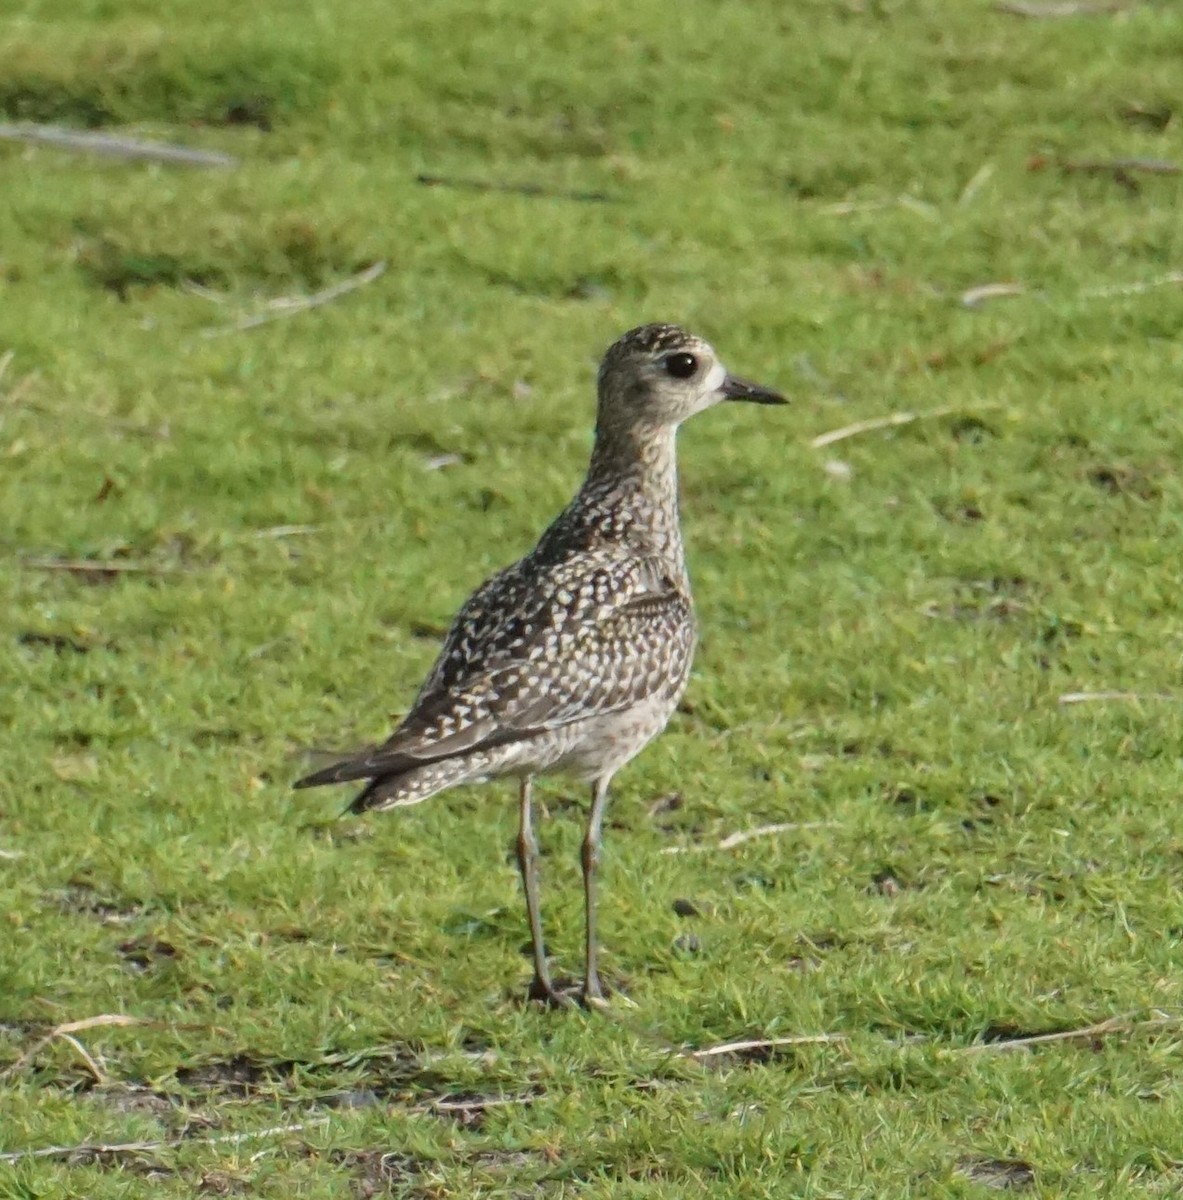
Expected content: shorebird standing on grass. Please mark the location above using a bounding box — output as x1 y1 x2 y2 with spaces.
296 324 785 1006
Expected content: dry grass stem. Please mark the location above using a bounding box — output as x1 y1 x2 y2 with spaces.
961 282 1026 308
20 558 182 576
995 0 1132 15
0 354 38 412
0 1120 326 1166
1058 690 1176 705
251 524 322 539
202 261 387 337
810 406 973 449
1061 156 1179 177
958 162 996 205
953 271 1183 309
1081 272 1183 299
661 821 837 855
685 1034 849 1059
819 196 938 220
416 173 614 203
55 1034 106 1085
717 821 836 849
0 123 238 166
181 280 233 304
1 373 38 407
1 1014 145 1082
957 1014 1177 1054
818 199 894 216
424 1094 535 1115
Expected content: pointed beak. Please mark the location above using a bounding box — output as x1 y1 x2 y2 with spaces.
719 373 787 405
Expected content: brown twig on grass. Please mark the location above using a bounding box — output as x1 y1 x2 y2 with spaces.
685 1033 848 1060
0 123 238 167
1058 690 1176 705
416 173 614 203
956 1013 1177 1054
201 261 387 337
660 821 837 855
809 405 982 449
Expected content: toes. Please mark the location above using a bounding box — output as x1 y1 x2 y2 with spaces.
581 975 636 1010
524 973 626 1011
526 976 577 1009
582 976 606 1006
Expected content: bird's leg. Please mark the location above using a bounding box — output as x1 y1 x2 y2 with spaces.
516 776 565 1006
581 775 612 1006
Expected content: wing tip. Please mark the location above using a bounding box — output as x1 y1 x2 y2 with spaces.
293 743 386 790
293 760 362 790
346 786 376 814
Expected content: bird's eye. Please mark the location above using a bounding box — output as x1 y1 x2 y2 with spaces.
664 352 698 379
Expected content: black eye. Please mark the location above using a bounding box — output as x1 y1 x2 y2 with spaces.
664 352 698 379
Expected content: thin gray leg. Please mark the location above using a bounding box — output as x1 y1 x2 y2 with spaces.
581 774 612 1004
516 776 561 1003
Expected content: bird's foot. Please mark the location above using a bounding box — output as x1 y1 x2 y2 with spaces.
582 971 607 1009
582 989 612 1013
581 975 636 1011
526 973 580 1010
524 971 632 1011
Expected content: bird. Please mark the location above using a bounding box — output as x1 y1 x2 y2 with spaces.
295 323 785 1007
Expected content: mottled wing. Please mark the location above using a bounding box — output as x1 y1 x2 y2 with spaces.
294 556 694 788
417 559 555 696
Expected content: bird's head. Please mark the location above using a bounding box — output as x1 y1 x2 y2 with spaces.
596 323 785 431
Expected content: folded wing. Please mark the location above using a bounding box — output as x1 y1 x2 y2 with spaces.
294 555 693 789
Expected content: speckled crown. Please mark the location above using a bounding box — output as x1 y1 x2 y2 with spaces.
608 323 693 358
598 324 700 382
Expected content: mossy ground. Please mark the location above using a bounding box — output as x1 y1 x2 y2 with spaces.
4 1 1183 1196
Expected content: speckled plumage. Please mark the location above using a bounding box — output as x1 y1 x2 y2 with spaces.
295 323 785 1005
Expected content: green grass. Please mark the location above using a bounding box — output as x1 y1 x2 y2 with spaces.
4 0 1183 1194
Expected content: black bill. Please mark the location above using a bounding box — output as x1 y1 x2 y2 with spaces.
719 373 787 405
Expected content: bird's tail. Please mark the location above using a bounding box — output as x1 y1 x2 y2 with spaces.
346 752 494 815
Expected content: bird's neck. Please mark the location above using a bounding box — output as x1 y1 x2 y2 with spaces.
576 420 686 571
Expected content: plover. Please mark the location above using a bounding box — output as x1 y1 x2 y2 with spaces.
296 324 785 1006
